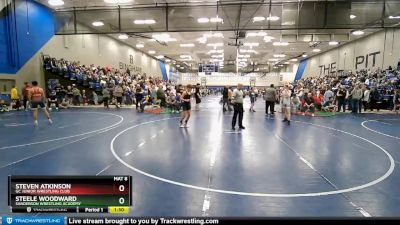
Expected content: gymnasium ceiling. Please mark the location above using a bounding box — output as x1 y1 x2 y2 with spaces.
36 0 400 72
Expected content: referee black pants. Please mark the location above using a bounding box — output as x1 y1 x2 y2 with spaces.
232 103 244 128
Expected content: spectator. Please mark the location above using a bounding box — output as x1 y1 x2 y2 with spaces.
135 84 143 110
92 91 98 105
66 85 73 104
323 87 334 108
22 82 31 111
264 84 276 115
362 87 370 112
72 85 81 106
102 87 110 109
291 93 301 114
82 90 88 106
166 92 176 113
394 89 400 113
114 84 124 108
222 86 232 112
157 84 166 107
11 86 20 110
47 90 59 111
60 98 69 109
302 93 315 117
351 84 363 113
312 90 324 111
369 87 380 112
336 85 346 112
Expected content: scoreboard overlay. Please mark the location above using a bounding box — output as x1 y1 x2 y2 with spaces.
8 176 132 213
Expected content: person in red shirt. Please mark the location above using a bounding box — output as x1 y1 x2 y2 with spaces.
22 82 31 111
312 90 324 111
29 81 52 126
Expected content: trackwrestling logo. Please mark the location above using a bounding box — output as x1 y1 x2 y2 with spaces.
2 216 65 225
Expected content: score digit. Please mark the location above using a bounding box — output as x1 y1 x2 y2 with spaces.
119 197 125 205
119 185 125 192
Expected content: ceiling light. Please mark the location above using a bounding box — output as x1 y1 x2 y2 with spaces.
273 54 286 58
351 30 364 36
238 54 250 58
240 49 258 54
134 19 156 24
136 44 144 48
243 42 259 47
350 14 356 19
48 0 64 6
156 55 164 59
198 18 210 23
180 55 191 59
104 0 132 3
290 59 298 62
207 43 224 47
197 37 207 43
210 17 223 23
180 43 195 47
302 54 307 57
246 31 267 37
165 59 171 62
329 41 339 46
263 36 275 42
148 50 156 54
312 49 321 52
152 33 176 42
266 16 280 21
284 62 290 64
92 21 104 27
268 59 280 62
273 42 289 46
207 50 223 54
203 32 224 38
253 16 265 22
118 34 128 39
211 54 224 58
389 15 400 19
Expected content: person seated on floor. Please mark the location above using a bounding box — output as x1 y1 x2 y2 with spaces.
166 92 176 113
175 93 182 113
312 90 324 111
322 99 336 112
60 98 69 109
139 94 152 112
47 90 59 111
301 92 315 117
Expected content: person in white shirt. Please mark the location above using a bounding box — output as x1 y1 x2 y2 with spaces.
281 84 292 125
231 83 245 130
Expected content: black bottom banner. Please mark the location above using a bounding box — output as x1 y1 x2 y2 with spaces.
66 217 400 225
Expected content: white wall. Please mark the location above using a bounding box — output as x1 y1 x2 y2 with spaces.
0 34 162 92
303 28 400 78
179 73 281 87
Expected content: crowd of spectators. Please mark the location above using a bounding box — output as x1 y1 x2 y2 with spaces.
41 57 205 113
4 56 399 115
284 67 400 115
